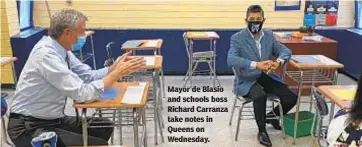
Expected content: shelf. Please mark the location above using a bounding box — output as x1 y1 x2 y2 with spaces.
286 70 335 84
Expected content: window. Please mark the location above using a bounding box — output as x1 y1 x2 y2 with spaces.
357 1 362 29
17 0 33 31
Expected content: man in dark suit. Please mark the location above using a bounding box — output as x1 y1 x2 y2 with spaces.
227 5 297 147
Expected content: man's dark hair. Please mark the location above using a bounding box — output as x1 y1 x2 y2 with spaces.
246 5 264 18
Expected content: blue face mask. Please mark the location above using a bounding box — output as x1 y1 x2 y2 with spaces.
72 36 86 51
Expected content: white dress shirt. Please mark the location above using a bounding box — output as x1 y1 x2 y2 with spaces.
247 29 284 69
10 36 109 119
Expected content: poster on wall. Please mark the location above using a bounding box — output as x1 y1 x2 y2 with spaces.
275 0 301 11
303 0 339 26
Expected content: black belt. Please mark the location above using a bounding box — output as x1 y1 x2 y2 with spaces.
9 113 61 122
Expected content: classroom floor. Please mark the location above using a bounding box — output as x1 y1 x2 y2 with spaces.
0 74 357 147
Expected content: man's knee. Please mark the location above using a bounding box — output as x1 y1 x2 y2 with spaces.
251 90 267 101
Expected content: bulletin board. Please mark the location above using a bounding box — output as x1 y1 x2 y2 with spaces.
304 0 339 26
275 0 301 11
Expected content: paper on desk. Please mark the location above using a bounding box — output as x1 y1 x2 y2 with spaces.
0 57 12 64
144 56 155 66
145 40 159 47
206 32 218 37
274 32 292 38
302 35 323 42
330 88 357 101
314 55 340 65
121 82 146 104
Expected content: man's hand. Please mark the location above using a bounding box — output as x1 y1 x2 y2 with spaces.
103 56 145 89
266 61 281 74
114 56 145 76
108 52 133 73
256 60 272 71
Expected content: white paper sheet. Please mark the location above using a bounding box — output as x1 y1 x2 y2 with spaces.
144 56 155 66
121 82 146 104
313 55 341 65
145 40 159 47
0 57 12 64
206 32 218 37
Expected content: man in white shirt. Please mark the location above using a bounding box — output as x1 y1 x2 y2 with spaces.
8 8 145 147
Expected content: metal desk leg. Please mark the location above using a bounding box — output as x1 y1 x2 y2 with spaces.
329 70 339 123
142 108 147 147
133 108 139 147
153 71 158 145
119 109 123 145
212 39 216 87
157 70 165 128
90 35 96 69
189 40 193 87
11 62 17 88
81 108 88 146
293 70 304 145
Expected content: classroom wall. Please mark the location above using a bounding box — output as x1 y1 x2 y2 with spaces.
33 1 354 29
1 0 19 84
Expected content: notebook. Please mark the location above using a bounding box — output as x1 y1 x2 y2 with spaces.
291 56 320 63
121 82 147 104
100 88 120 100
122 40 144 48
206 32 218 37
145 40 159 47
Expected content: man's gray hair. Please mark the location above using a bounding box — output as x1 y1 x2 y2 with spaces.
48 8 88 39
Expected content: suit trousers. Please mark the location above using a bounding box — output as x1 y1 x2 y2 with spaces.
8 113 113 147
244 72 297 132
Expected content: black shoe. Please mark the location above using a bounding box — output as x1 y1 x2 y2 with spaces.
266 119 282 130
258 131 272 147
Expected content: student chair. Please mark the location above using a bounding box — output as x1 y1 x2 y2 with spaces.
310 86 329 147
182 32 221 87
229 67 286 141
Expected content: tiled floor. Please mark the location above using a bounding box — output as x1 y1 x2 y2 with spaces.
0 74 357 147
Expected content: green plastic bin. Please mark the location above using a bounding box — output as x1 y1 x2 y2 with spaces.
283 111 318 138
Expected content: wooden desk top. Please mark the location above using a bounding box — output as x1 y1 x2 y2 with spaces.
186 31 220 39
0 57 17 67
274 32 337 44
318 85 357 109
85 30 95 37
289 55 344 69
73 82 149 109
121 39 163 51
134 55 163 70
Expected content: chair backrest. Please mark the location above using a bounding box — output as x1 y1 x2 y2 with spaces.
182 32 191 58
312 86 329 116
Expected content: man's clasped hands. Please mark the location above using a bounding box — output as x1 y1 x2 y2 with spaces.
256 60 282 74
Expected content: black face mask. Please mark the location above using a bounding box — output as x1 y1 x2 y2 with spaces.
247 21 263 34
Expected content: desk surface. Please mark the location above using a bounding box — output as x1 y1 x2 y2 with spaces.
289 55 344 69
0 57 17 67
274 32 337 44
121 39 163 50
318 85 357 109
73 82 149 109
136 55 163 70
85 31 95 37
186 31 220 39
